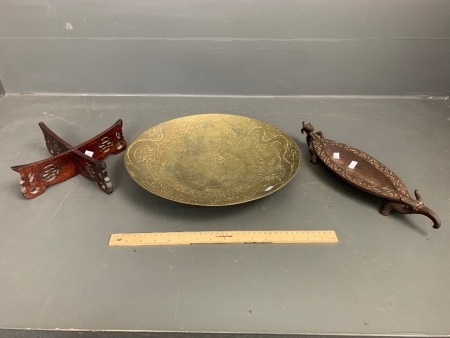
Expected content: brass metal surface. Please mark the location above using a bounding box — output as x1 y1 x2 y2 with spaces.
125 114 300 206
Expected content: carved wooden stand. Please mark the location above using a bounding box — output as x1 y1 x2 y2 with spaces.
11 119 126 199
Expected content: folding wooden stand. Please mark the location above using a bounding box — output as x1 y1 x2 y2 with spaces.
11 119 126 199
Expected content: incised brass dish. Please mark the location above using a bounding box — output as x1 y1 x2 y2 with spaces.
125 114 300 206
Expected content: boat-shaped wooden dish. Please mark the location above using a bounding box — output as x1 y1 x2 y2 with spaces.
301 122 440 229
125 114 300 206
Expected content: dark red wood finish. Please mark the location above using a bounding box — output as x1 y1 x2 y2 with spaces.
11 119 126 199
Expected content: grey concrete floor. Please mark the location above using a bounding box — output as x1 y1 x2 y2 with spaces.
1 94 449 336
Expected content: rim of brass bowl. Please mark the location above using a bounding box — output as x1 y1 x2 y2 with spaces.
124 113 300 206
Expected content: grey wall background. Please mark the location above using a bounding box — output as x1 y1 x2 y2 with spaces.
0 0 449 96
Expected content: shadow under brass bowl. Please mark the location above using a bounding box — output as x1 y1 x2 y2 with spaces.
125 114 300 206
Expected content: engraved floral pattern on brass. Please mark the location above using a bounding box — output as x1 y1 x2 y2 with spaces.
125 114 300 206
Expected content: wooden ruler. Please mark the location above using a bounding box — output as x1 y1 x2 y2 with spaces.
109 230 338 246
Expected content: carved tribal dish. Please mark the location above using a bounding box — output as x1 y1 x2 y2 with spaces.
125 114 300 206
301 122 440 229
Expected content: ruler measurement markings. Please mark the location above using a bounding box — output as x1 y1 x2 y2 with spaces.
109 230 338 246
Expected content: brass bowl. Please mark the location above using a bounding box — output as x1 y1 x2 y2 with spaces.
125 114 300 206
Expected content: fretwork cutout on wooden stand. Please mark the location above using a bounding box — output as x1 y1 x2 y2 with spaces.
11 119 127 199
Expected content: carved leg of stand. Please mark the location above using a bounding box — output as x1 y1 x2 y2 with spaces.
11 152 78 199
73 151 113 194
39 122 72 155
306 135 319 165
379 200 390 216
301 122 320 165
380 198 441 229
379 199 412 216
76 119 126 160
